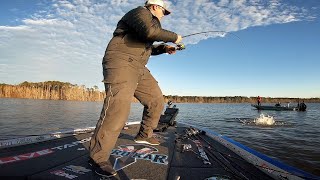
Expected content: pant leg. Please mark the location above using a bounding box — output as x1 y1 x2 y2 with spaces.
90 64 138 163
134 67 164 138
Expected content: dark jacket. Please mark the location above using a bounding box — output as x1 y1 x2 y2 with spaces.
103 6 178 66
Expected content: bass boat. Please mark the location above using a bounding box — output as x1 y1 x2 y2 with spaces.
251 104 306 111
0 105 318 180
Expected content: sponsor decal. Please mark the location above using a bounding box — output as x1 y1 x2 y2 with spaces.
261 163 274 173
111 144 168 171
50 170 78 179
51 137 91 150
0 137 91 164
278 174 289 180
63 165 91 175
0 149 54 164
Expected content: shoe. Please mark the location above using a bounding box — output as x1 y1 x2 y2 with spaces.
134 135 160 145
88 158 117 177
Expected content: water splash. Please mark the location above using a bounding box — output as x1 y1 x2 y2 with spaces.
254 114 275 125
236 114 290 127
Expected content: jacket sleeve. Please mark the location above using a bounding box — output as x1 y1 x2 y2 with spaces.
121 7 178 43
151 43 167 55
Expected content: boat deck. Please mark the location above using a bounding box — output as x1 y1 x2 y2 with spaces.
0 123 273 180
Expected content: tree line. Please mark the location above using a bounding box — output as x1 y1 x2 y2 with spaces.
1 81 319 103
0 81 104 101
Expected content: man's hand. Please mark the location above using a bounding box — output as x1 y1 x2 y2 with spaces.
174 35 182 44
165 45 176 54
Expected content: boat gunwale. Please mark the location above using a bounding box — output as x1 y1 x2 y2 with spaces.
0 121 141 149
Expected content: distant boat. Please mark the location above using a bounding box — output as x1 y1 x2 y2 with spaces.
251 104 306 111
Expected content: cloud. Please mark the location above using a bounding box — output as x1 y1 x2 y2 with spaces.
0 0 316 88
163 0 315 44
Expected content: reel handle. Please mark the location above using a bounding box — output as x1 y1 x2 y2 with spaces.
176 43 186 50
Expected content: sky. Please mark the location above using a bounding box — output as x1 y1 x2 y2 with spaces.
0 0 319 98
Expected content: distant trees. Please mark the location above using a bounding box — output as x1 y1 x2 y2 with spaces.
0 81 319 103
163 95 319 104
0 81 104 101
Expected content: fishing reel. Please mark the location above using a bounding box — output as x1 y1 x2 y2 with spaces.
175 127 206 142
185 127 206 137
175 43 186 50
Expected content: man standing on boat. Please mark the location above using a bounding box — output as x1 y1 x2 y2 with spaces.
257 96 262 106
89 0 182 177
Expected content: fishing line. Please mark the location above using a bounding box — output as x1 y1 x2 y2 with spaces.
175 30 243 50
182 30 236 39
183 30 243 43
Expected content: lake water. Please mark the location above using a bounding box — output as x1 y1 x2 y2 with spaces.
0 98 319 176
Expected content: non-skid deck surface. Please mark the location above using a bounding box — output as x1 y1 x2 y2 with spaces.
0 124 271 179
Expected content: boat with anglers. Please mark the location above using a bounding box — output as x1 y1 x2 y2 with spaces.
251 102 307 111
0 104 317 179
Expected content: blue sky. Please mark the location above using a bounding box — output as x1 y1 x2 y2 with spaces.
0 0 319 98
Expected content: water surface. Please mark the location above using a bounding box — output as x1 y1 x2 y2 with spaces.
0 98 319 175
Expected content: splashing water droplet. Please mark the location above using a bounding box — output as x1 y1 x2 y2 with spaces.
254 114 275 125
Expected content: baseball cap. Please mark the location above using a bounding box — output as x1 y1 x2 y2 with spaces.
145 0 171 15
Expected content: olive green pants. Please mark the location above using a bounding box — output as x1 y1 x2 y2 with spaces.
89 59 164 163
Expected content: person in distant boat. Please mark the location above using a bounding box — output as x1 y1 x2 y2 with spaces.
257 96 262 106
275 102 281 107
299 101 307 111
88 0 182 177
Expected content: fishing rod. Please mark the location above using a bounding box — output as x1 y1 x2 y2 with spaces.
175 30 243 51
179 127 319 180
188 129 251 180
184 127 249 180
176 128 245 179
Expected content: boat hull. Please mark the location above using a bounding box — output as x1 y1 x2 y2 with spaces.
251 104 300 111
